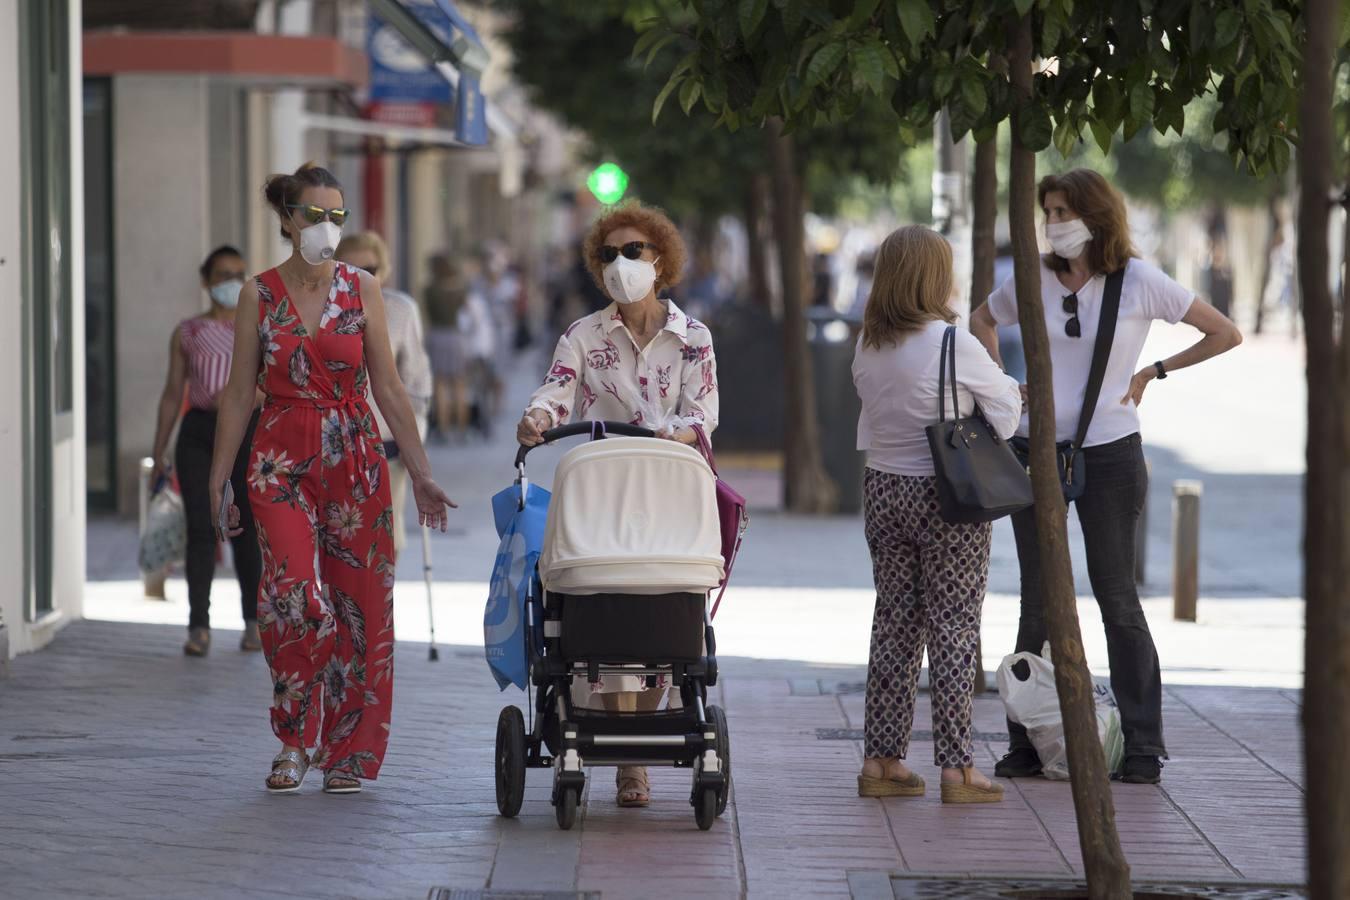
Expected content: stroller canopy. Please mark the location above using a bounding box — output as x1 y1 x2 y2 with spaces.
539 437 725 595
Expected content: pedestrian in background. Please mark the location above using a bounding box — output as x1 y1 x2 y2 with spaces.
970 168 1243 785
336 231 433 559
423 253 470 443
852 226 1020 804
149 245 262 657
210 162 455 795
461 255 500 439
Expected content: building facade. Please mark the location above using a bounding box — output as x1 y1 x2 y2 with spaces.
0 0 87 660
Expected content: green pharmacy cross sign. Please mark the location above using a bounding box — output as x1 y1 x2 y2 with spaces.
586 162 629 205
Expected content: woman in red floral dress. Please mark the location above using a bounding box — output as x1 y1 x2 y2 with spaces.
210 163 455 794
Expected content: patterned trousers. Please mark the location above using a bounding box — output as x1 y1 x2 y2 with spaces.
863 469 991 767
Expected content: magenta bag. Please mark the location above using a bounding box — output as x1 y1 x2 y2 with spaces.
693 425 747 618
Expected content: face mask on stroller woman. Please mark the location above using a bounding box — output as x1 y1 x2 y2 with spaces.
603 255 660 304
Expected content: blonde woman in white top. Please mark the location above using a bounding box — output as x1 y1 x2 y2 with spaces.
335 232 433 560
852 226 1020 804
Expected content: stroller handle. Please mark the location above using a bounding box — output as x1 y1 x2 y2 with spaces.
514 421 657 469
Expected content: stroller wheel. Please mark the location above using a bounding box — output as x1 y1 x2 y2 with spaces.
555 785 580 830
693 785 717 831
708 705 731 817
495 707 527 818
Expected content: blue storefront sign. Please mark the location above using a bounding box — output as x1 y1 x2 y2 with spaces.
456 74 488 146
367 0 453 106
367 0 490 144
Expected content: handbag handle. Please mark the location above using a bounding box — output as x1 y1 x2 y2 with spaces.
691 422 719 476
936 325 961 424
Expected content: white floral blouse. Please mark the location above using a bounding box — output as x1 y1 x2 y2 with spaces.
526 300 719 436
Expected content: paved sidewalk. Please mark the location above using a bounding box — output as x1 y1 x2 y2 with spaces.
0 620 1306 899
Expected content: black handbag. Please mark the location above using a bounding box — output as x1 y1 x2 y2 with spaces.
1009 264 1125 502
925 326 1034 523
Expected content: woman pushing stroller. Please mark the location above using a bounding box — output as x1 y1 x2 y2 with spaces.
517 202 719 808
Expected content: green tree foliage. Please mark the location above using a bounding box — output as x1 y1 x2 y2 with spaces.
496 0 760 221
495 0 921 222
650 0 1300 177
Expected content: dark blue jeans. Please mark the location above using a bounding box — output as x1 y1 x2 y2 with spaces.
1007 432 1166 758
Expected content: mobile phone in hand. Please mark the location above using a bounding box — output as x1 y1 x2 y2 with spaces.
217 480 234 537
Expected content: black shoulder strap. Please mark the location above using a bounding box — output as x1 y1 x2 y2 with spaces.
1074 263 1126 450
937 326 958 422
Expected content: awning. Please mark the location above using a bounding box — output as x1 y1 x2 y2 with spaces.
83 31 367 88
368 0 518 147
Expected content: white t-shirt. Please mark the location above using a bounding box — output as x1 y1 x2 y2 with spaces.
986 258 1195 447
853 320 1023 477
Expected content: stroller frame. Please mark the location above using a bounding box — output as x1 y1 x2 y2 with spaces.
494 422 731 831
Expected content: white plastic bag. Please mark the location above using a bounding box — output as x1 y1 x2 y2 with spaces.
138 488 186 574
996 642 1124 780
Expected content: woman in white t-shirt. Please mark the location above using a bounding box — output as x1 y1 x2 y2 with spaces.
852 226 1021 804
970 169 1242 785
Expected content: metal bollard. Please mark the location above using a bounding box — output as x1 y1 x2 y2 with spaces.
139 457 168 600
1172 480 1202 621
1134 460 1151 585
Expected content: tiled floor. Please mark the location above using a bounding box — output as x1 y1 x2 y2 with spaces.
0 620 1306 899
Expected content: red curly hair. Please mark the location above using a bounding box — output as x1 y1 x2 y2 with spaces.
581 201 688 295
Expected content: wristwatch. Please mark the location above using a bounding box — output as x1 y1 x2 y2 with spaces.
1153 360 1168 380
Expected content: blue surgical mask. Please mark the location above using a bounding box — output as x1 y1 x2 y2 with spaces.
210 278 244 309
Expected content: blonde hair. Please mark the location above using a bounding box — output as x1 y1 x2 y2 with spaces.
335 231 390 280
861 226 957 350
1038 169 1137 275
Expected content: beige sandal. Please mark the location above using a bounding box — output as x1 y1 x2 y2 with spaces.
616 766 650 807
858 762 926 798
940 767 1004 804
183 627 210 657
266 750 309 794
323 770 362 794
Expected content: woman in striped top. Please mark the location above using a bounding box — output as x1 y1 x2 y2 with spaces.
150 245 264 657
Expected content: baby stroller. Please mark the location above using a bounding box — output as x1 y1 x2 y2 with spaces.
494 422 731 831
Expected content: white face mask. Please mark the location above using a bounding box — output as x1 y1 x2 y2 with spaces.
295 217 342 266
1045 219 1093 260
603 255 659 305
209 278 243 309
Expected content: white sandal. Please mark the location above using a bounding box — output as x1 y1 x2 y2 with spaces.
266 750 308 794
323 770 362 794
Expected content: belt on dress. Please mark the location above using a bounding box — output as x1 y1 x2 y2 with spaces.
265 394 383 497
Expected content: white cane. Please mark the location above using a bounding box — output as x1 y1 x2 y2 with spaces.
421 523 439 661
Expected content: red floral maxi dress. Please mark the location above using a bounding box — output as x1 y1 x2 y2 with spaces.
249 262 395 779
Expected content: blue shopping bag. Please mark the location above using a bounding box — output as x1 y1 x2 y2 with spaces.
484 480 551 691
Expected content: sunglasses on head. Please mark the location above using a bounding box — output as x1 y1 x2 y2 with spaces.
597 241 656 264
288 204 349 227
1062 293 1081 338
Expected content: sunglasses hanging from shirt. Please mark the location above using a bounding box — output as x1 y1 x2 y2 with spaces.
1010 263 1126 502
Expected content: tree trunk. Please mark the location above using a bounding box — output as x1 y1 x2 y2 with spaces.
970 131 998 312
766 118 838 514
1006 18 1131 899
744 176 772 309
969 129 999 694
1297 0 1349 895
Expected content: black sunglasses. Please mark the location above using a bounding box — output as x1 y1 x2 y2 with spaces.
1062 293 1081 338
597 241 656 264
